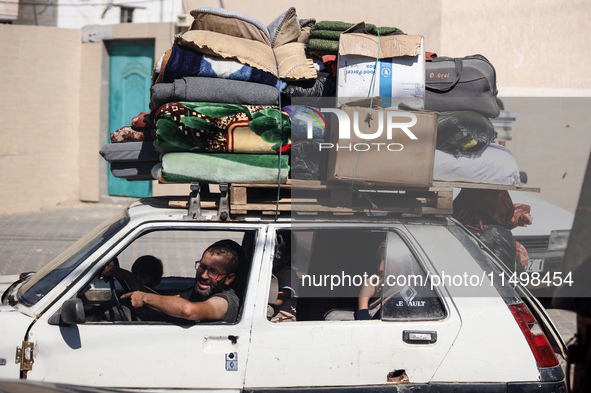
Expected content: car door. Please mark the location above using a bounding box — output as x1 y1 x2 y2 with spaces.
23 222 264 391
244 223 462 388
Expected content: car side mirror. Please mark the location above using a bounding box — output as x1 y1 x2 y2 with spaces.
48 299 85 325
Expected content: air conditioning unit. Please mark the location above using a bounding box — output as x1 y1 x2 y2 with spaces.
177 14 191 28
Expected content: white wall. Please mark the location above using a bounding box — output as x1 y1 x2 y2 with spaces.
57 0 183 29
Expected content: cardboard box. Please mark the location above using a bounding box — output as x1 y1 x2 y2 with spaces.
337 24 425 109
326 102 437 188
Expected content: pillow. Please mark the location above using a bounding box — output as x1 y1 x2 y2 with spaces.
274 42 317 81
434 144 521 186
190 7 271 45
298 18 316 43
100 141 159 162
267 7 300 48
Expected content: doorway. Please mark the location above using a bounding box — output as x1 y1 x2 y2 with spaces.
107 40 154 198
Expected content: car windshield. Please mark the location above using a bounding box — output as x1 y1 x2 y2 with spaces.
17 210 129 307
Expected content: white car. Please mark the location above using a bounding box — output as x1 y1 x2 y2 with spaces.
0 195 567 392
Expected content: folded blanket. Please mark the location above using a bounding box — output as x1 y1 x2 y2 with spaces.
308 21 404 56
176 30 316 81
154 102 291 154
155 152 289 184
151 77 280 109
159 43 284 90
310 21 404 35
307 38 340 57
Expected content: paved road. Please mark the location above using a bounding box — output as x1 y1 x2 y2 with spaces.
0 201 578 374
0 202 126 276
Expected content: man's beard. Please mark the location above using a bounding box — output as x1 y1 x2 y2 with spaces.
194 275 226 299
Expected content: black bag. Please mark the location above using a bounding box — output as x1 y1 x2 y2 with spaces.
425 55 501 118
436 111 496 157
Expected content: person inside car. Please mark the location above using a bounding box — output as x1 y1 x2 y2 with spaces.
270 232 298 322
121 239 244 323
102 255 163 293
355 240 386 320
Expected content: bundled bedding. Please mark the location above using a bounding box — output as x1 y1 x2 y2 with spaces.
101 5 520 190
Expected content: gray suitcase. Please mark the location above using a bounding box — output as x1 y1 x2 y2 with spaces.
426 54 500 118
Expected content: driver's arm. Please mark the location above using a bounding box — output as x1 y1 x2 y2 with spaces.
120 291 228 321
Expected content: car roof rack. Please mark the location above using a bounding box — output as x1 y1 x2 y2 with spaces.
174 180 540 221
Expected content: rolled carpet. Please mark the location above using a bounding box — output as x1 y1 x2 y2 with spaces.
155 152 289 184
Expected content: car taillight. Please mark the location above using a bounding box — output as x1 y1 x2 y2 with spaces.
509 302 559 368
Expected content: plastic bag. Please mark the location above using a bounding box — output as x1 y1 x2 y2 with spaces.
436 111 496 157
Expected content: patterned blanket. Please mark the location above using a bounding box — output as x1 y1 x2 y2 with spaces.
154 102 291 154
159 43 285 90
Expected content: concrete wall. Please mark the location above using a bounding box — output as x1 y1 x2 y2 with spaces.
0 25 81 214
438 0 591 212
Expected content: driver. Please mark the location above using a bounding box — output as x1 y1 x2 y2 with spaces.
121 239 244 323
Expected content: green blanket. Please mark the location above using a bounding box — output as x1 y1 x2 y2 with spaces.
308 21 404 56
154 102 291 154
310 21 404 35
157 152 289 184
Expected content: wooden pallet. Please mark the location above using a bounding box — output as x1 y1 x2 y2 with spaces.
228 181 455 216
168 180 540 217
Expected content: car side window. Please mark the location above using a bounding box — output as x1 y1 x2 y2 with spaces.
380 231 446 321
81 228 254 324
271 228 446 322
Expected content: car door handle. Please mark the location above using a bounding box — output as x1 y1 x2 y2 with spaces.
403 330 437 344
203 335 239 352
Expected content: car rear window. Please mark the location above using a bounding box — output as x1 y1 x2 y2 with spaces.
272 227 446 322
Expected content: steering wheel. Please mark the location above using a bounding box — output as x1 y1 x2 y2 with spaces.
107 277 137 322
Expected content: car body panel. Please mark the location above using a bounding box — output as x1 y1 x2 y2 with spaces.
244 224 462 387
0 308 34 378
23 220 266 389
406 224 541 381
